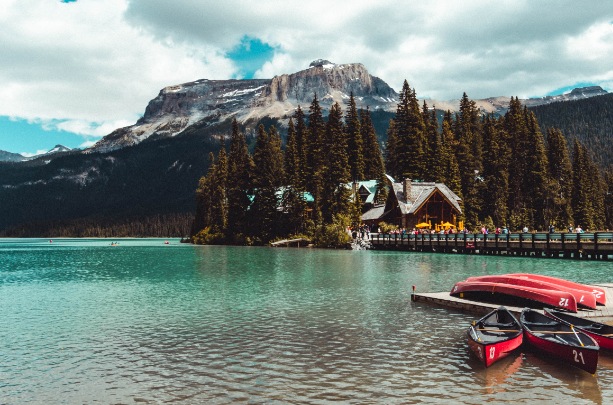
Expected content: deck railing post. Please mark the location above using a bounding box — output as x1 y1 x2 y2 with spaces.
532 232 535 250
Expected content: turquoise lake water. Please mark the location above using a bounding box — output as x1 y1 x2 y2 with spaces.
1 238 612 404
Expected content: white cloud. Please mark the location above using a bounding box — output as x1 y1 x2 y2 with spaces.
1 0 613 149
0 0 236 141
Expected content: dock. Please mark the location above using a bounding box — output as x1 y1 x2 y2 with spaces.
412 284 613 322
371 232 613 261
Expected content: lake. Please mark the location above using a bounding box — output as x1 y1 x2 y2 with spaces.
1 238 611 404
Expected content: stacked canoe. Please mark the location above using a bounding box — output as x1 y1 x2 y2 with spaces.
459 274 608 374
451 273 606 312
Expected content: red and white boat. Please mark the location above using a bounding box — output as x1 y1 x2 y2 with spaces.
450 280 578 312
467 307 523 367
520 308 599 374
545 309 613 351
506 273 606 306
466 274 597 310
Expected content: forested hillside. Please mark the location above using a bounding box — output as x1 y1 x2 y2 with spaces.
193 84 613 247
529 93 613 168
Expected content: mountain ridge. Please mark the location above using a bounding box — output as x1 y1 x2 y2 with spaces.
89 60 607 153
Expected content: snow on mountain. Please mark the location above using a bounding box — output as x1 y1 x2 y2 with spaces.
0 150 26 162
89 61 398 153
88 60 609 154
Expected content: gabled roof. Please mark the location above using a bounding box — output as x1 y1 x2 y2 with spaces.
361 205 386 221
391 181 462 215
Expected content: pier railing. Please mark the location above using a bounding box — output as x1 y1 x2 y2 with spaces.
369 232 613 260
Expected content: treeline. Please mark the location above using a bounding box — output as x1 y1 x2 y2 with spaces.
192 94 387 246
192 82 613 245
1 213 193 238
386 81 611 231
530 93 613 168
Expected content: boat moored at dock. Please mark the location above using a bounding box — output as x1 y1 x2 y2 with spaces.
467 307 523 367
520 308 599 374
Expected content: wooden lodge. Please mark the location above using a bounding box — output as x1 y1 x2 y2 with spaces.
360 178 462 231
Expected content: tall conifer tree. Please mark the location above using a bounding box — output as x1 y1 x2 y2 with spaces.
226 119 253 242
306 95 326 224
346 93 364 181
321 102 351 223
360 107 387 203
546 127 573 227
393 81 426 180
251 125 284 242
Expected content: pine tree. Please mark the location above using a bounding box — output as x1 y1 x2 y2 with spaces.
393 81 426 180
423 101 441 182
481 115 510 227
455 93 483 229
346 93 364 181
251 125 285 243
524 110 553 229
294 106 308 182
572 139 594 230
604 166 613 230
193 148 228 241
546 127 573 228
283 119 308 234
384 119 399 179
321 102 351 223
226 118 254 242
306 95 326 224
360 107 387 203
439 111 462 200
504 97 531 229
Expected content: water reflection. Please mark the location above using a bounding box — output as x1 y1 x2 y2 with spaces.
1 240 613 403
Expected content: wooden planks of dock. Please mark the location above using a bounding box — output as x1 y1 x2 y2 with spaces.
412 284 613 322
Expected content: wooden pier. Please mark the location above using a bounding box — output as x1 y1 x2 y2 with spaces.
412 284 613 322
370 232 613 260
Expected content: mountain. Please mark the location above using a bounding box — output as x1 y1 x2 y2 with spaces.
92 60 398 153
529 91 613 168
44 144 72 155
0 150 26 162
0 61 610 236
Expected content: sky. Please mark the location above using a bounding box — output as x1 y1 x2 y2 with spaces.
1 0 612 156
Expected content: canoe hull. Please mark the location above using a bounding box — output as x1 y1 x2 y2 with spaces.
506 273 606 306
545 309 613 351
451 281 578 312
467 307 523 367
468 331 523 367
520 309 599 374
466 275 597 310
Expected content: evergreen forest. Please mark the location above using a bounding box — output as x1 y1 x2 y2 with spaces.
192 82 613 246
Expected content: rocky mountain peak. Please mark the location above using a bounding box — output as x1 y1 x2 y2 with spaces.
91 62 398 153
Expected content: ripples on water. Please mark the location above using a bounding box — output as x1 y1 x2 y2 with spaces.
1 239 612 404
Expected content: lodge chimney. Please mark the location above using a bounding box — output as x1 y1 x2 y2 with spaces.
403 178 412 201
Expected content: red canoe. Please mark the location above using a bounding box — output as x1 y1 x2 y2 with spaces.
467 307 523 367
544 309 613 351
506 273 606 306
466 275 597 310
450 280 578 312
520 308 599 374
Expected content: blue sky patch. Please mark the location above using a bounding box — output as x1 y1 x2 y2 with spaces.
227 36 275 79
0 116 84 155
